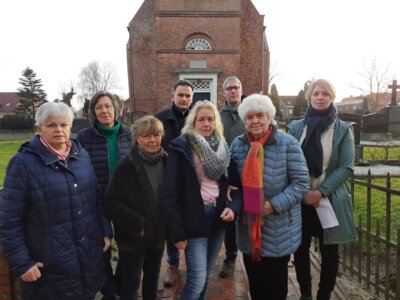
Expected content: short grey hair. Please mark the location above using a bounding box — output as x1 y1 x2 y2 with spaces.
223 76 242 90
238 94 276 125
89 91 122 125
35 102 74 126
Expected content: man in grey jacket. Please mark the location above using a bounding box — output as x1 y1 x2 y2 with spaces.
219 76 246 277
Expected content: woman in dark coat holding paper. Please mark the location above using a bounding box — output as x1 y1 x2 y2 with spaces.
287 79 357 300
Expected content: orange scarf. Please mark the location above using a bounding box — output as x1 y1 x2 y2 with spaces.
242 126 272 262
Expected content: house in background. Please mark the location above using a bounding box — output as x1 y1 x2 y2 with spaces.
336 95 367 115
336 92 400 115
279 95 297 120
0 92 19 118
127 0 270 114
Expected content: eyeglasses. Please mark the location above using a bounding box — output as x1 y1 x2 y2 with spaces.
225 86 241 91
94 105 114 112
139 133 162 140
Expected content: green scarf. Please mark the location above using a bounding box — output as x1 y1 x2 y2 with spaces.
96 120 121 173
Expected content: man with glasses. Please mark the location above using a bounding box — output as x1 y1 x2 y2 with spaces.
219 76 246 277
155 79 194 287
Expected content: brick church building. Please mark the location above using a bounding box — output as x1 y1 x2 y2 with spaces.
126 0 270 114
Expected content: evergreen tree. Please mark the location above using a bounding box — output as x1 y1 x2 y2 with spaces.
269 84 282 120
82 98 90 119
293 80 312 117
15 67 47 119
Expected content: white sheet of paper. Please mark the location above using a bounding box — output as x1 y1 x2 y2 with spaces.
315 197 339 229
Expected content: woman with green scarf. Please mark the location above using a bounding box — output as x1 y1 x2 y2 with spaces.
76 91 132 300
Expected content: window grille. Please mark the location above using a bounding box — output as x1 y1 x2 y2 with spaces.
191 80 211 91
186 38 212 50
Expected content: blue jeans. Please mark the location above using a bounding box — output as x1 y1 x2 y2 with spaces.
116 248 164 300
181 205 225 300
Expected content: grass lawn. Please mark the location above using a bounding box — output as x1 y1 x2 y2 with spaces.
363 146 400 160
352 177 400 241
0 140 29 186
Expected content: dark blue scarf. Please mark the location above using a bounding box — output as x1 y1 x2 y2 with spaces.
302 104 337 177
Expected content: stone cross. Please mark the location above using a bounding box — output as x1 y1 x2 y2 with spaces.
388 79 400 106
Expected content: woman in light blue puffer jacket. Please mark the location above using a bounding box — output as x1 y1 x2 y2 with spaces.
230 94 309 300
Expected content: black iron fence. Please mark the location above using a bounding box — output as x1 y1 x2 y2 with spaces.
338 173 400 300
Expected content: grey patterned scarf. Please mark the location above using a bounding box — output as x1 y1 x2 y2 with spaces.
188 132 230 180
137 146 167 165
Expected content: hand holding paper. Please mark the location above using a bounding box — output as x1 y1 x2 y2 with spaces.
315 198 339 229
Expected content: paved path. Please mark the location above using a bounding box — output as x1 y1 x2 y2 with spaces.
96 246 346 300
152 246 344 299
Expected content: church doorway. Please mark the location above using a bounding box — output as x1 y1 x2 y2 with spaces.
179 73 218 105
193 92 211 104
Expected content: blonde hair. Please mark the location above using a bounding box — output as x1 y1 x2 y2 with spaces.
181 100 224 139
132 115 164 145
306 79 336 102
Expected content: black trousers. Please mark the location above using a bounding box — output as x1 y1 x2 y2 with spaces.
101 248 117 300
223 220 238 262
243 254 290 300
294 205 339 300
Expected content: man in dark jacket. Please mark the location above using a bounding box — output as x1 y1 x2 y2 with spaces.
155 79 194 286
219 76 246 278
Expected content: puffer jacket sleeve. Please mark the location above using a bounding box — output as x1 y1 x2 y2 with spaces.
0 155 36 276
104 159 146 238
317 127 354 198
95 180 113 237
268 137 309 214
227 158 242 216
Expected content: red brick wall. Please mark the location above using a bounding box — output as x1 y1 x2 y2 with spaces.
128 0 270 114
0 189 15 299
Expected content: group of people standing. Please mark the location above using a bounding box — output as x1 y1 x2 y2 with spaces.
0 77 356 300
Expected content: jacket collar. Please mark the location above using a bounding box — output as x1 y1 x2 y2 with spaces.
238 124 278 146
170 135 193 161
221 101 239 112
22 135 81 165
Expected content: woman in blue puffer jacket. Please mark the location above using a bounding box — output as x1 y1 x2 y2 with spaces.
230 94 309 300
0 102 112 300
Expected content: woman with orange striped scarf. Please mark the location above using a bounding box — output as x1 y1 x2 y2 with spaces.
230 94 309 300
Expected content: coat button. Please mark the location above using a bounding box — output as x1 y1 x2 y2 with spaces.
74 183 78 188
77 210 82 216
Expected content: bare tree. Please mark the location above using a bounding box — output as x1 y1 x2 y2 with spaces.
352 58 394 112
77 60 122 104
268 61 280 86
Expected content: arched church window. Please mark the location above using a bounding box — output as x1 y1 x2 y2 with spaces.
186 38 212 51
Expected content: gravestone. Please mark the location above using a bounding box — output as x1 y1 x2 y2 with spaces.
338 112 361 145
361 112 391 142
381 79 400 137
